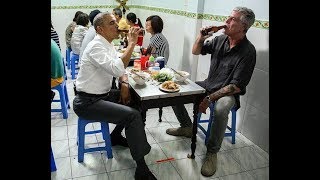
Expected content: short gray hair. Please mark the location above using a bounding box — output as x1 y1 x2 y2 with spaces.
233 7 255 32
113 8 122 18
93 12 111 31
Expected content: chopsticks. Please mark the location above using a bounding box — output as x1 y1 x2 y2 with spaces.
131 71 146 80
170 67 184 77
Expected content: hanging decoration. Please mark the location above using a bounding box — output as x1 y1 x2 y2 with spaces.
115 0 129 15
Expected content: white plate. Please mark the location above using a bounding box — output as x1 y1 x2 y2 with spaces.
159 85 180 93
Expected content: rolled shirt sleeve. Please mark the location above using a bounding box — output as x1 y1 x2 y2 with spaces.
88 45 125 77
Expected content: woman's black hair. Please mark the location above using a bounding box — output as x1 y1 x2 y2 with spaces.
146 15 163 33
89 10 101 24
73 11 84 22
76 13 89 26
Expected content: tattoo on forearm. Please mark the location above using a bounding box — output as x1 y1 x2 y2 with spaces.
210 84 239 101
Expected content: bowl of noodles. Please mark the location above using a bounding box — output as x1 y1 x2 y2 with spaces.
174 70 190 82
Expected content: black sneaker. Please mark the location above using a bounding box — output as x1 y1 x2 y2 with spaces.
51 90 55 103
111 135 129 147
135 169 157 180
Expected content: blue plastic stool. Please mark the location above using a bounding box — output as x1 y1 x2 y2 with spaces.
61 57 67 80
51 146 57 172
77 117 113 162
197 102 237 144
70 52 79 79
66 47 72 70
51 80 70 119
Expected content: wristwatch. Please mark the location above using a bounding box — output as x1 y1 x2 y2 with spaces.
119 80 129 84
206 95 212 103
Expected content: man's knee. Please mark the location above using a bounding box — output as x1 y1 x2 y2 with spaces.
214 96 235 116
126 108 143 125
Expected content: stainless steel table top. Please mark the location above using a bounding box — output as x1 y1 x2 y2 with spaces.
127 70 206 101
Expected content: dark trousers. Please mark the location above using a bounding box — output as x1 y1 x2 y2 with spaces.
73 89 151 160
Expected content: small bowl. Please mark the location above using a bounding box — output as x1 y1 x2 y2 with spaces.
174 71 190 82
132 72 150 85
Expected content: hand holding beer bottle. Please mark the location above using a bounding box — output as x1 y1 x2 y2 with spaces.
200 25 227 36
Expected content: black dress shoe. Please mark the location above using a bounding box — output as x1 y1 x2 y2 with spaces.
135 169 157 180
111 135 129 147
51 90 55 102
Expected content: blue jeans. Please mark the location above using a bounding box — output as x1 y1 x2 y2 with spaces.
172 93 235 153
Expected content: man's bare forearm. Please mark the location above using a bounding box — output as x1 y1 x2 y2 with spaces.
121 42 135 68
208 84 241 101
192 34 204 55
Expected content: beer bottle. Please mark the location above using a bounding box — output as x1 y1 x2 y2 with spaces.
123 37 128 48
201 25 227 36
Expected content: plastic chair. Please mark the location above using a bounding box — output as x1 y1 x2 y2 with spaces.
70 52 79 79
77 117 113 162
51 146 57 172
66 47 72 70
197 102 237 144
61 57 67 80
51 80 70 119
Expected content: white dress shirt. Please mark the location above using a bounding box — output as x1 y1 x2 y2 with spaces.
76 34 125 94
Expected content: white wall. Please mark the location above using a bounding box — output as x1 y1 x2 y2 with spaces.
51 0 116 58
51 0 269 152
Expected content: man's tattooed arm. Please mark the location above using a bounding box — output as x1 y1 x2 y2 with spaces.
208 84 241 101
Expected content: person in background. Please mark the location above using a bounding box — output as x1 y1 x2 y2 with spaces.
165 7 256 177
145 15 169 62
113 8 130 32
65 11 83 50
70 13 89 55
73 12 156 179
126 12 143 29
126 12 144 47
80 9 101 58
51 39 65 99
51 21 61 50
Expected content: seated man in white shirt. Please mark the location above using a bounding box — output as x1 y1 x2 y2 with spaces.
73 12 156 180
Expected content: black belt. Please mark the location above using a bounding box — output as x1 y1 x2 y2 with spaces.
77 91 109 97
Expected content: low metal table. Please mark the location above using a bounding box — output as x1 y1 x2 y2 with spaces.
128 75 206 159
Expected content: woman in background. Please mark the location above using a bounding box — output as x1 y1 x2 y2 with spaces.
126 12 144 46
126 12 144 29
51 21 60 50
70 13 89 55
145 15 169 62
65 11 83 50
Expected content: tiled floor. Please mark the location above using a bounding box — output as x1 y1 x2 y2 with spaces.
51 75 269 180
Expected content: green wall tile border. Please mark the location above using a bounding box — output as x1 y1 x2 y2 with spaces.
51 5 269 29
51 5 116 9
